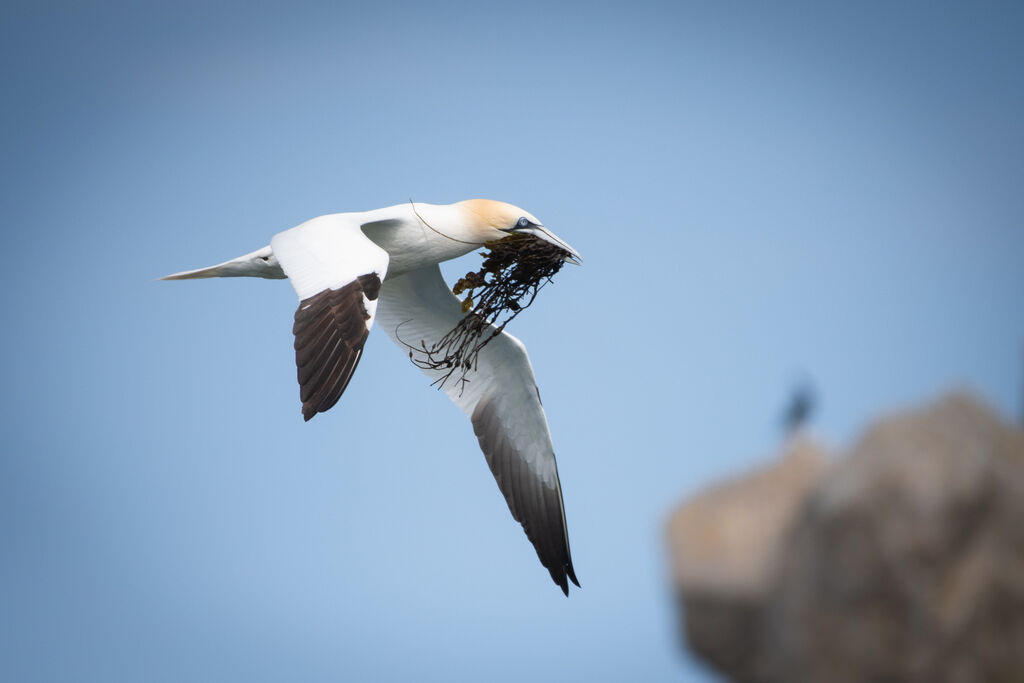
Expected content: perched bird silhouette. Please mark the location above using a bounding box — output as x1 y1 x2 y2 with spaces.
781 380 816 437
161 199 581 594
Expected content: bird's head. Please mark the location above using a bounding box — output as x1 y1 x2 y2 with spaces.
457 199 581 264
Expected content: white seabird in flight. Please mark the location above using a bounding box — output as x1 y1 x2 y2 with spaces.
161 199 581 595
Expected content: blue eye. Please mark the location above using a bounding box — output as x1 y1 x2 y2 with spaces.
517 217 530 228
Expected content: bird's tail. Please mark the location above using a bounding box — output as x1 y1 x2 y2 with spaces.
159 245 287 280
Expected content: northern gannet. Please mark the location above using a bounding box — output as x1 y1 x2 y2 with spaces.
161 199 581 595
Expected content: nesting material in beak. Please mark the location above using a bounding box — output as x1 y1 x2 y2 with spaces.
409 233 576 391
513 225 582 265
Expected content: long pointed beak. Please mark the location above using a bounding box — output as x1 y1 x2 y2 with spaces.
515 226 582 265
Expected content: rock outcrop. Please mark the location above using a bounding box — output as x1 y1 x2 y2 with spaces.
666 439 829 681
666 393 1024 683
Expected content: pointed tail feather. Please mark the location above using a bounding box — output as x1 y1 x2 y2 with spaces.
159 246 287 280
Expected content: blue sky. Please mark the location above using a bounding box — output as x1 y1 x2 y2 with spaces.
2 1 1022 681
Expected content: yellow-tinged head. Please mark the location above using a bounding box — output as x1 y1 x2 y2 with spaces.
457 199 541 233
456 199 581 263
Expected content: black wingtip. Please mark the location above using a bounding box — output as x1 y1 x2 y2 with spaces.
552 562 579 596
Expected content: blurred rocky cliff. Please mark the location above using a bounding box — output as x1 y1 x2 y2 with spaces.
666 393 1024 683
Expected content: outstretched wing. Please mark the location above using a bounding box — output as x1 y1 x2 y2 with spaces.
375 264 579 595
271 215 390 421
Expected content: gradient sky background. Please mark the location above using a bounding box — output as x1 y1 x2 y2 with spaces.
2 1 1022 681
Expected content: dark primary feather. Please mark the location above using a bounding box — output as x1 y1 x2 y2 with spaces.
292 273 381 421
472 395 579 595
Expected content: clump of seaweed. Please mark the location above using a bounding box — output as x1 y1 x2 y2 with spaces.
407 233 571 391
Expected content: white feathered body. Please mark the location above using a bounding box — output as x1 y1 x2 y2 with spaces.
161 199 581 595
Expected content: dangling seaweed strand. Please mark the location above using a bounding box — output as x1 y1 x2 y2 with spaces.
402 233 570 392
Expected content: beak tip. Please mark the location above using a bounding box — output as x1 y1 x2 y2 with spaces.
521 225 581 265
